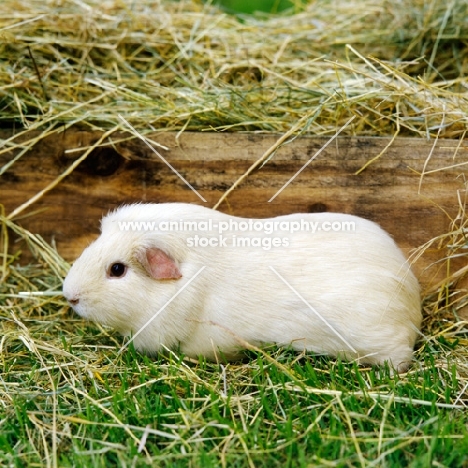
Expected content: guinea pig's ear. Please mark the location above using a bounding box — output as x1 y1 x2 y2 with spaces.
135 247 182 280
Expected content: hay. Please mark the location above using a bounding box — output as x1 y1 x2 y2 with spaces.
1 0 468 464
0 0 467 136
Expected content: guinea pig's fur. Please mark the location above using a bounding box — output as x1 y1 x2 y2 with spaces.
63 203 421 372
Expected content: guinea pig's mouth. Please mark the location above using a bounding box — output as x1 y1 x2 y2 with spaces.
68 304 124 332
68 304 87 318
66 300 93 320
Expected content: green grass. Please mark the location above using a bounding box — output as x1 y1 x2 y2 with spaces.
208 0 309 15
1 262 468 467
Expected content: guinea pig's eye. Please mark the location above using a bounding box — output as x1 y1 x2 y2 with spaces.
108 262 127 278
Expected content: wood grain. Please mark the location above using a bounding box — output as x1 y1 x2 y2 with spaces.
1 129 467 289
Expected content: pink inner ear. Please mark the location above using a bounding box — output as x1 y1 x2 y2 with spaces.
143 247 182 280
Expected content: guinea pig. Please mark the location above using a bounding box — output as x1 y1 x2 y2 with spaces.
62 203 421 372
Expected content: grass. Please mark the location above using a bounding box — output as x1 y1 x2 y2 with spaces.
208 0 309 15
1 0 468 466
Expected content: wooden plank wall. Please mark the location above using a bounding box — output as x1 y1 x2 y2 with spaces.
1 129 467 290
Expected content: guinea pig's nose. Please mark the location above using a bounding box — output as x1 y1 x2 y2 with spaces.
68 296 80 306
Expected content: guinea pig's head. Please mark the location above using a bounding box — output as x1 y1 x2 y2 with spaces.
62 207 184 333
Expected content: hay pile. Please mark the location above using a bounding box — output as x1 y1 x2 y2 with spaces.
1 0 468 464
0 0 467 136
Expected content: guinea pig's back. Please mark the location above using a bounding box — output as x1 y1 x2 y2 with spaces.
193 212 421 367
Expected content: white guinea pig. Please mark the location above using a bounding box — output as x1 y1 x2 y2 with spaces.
63 203 421 372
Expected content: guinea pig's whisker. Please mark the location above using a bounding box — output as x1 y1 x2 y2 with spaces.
117 266 207 355
269 266 358 354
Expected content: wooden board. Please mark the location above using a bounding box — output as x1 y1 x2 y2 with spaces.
1 129 467 290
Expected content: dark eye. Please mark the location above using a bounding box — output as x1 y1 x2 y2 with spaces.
108 262 127 278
